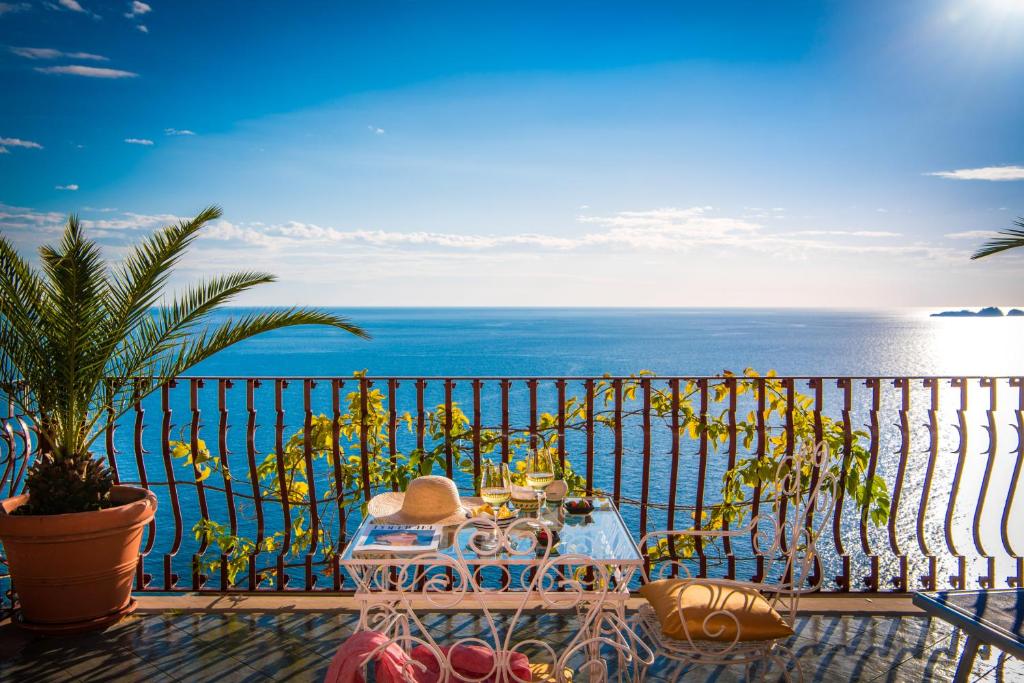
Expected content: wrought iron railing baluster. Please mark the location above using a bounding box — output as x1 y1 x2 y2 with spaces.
861 378 881 590
974 378 998 587
947 378 969 589
160 381 181 590
217 379 235 591
888 378 911 591
190 378 211 589
1006 378 1024 587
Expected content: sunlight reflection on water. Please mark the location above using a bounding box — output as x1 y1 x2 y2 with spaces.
924 317 1024 376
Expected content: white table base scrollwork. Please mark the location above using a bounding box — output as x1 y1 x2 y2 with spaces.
340 500 652 682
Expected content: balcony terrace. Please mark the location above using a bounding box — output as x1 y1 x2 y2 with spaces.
2 598 1023 681
1 374 1022 681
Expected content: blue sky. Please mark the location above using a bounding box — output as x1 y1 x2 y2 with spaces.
1 0 1023 306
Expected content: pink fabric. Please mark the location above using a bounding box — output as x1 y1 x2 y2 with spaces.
324 631 429 683
411 644 532 682
325 632 532 683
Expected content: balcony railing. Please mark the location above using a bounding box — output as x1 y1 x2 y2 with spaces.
1 374 1022 604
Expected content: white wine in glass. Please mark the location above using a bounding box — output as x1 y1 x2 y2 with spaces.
524 449 555 526
481 460 512 507
525 448 555 491
525 470 554 489
477 460 511 552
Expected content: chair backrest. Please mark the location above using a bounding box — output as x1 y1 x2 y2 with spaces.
639 439 842 624
754 440 842 621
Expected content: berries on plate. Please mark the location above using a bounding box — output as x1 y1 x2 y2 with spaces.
563 499 594 515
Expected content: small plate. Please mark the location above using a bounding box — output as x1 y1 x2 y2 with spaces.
471 509 520 528
563 499 595 516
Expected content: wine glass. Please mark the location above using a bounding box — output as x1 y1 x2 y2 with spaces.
524 448 555 526
477 460 511 551
481 459 512 509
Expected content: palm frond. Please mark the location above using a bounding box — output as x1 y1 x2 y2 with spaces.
0 206 369 459
35 216 112 453
76 308 366 450
100 206 222 349
106 271 278 391
971 218 1024 260
158 308 368 380
0 234 48 391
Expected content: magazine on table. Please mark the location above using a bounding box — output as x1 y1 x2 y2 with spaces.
352 524 442 556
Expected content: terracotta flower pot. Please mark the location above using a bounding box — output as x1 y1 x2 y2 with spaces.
0 484 157 633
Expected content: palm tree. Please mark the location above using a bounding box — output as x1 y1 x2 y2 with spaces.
971 217 1024 260
0 206 368 513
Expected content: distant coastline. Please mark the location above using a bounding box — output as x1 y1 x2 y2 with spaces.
931 306 1024 317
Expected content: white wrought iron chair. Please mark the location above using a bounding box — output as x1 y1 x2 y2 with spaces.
633 441 841 682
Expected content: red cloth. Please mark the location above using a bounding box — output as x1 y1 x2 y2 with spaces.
411 644 532 682
325 632 532 683
324 631 429 683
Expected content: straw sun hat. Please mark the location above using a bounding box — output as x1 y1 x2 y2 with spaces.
367 475 471 527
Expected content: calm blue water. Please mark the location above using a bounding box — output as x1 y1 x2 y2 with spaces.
192 307 1024 377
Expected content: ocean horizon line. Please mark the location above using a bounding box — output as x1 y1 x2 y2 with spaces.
197 304 1021 312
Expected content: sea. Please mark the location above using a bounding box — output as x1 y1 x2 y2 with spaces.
191 307 1024 377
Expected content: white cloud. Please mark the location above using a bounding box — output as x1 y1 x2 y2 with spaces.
0 3 32 15
124 1 149 17
164 128 195 136
0 203 66 230
35 65 138 78
945 230 1002 240
10 46 107 60
80 212 183 230
190 207 950 264
124 138 154 145
574 206 761 249
0 137 43 153
43 0 100 18
135 23 148 33
0 202 970 292
201 219 580 251
55 184 79 191
787 230 901 238
368 125 385 135
50 0 102 15
0 205 183 233
927 165 1024 181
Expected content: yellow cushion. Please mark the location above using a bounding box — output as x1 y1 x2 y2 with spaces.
638 578 793 643
530 662 573 682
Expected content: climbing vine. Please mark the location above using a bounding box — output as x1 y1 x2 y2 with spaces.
170 369 888 586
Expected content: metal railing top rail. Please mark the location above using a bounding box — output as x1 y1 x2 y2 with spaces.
120 374 1024 381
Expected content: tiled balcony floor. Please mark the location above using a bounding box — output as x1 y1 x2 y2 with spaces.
1 607 1021 682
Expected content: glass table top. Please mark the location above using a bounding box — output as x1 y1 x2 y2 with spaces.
340 497 643 566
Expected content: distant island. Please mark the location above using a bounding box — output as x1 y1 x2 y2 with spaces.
931 307 1024 317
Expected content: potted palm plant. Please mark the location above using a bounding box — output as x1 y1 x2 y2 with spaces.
0 206 367 632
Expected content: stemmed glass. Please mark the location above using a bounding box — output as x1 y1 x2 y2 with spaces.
477 459 511 552
524 448 555 527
